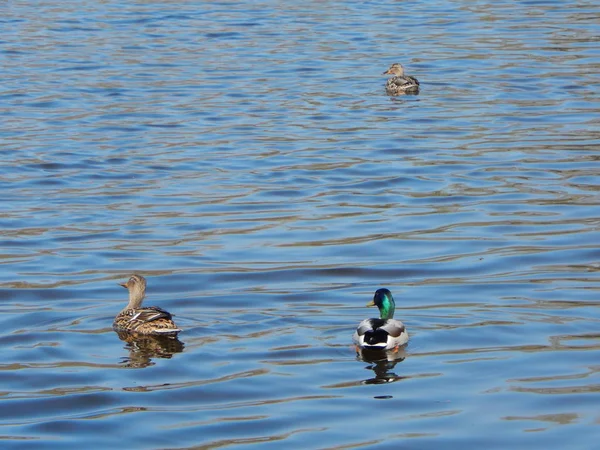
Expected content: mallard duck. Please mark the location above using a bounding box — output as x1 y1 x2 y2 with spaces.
113 274 181 337
353 288 408 351
383 63 419 95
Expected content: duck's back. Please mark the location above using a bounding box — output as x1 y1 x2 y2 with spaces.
114 306 180 336
386 75 419 94
353 317 408 349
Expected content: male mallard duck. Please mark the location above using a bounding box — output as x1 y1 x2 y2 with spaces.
383 63 419 95
113 274 181 337
353 288 408 351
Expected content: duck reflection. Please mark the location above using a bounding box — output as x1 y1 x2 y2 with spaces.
356 346 407 385
115 331 184 368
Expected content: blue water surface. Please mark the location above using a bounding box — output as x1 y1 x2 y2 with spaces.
1 1 600 449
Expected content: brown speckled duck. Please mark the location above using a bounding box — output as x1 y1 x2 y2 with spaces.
383 63 419 95
113 274 181 336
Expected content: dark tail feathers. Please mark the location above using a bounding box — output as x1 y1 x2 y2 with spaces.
364 329 388 346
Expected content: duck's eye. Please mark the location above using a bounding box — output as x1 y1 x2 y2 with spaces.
129 277 136 284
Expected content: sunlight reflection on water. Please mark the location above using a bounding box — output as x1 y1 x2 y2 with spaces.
2 0 600 448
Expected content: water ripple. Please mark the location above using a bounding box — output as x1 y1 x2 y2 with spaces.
2 0 600 448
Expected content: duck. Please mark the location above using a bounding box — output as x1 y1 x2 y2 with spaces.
383 63 419 95
353 288 408 351
113 274 181 337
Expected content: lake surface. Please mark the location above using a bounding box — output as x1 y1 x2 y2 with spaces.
2 0 600 448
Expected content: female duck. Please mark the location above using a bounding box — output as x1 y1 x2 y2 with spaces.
353 288 408 351
383 63 419 95
113 274 181 336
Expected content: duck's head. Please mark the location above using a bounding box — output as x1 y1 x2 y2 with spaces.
120 274 147 308
383 63 405 77
367 288 396 319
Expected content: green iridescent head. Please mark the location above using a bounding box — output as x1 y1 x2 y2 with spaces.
367 288 396 320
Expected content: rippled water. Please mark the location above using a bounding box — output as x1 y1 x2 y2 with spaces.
2 0 600 448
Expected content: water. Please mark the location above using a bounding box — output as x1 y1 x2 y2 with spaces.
2 0 600 448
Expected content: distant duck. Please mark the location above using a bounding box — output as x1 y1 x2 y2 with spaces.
353 288 408 351
113 274 181 337
383 63 419 95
